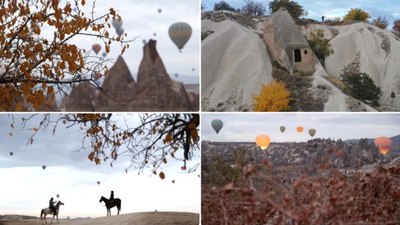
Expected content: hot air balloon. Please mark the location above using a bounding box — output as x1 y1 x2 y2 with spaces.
374 136 392 155
211 119 223 134
116 28 124 37
102 52 107 58
56 194 60 198
308 128 316 137
174 73 179 78
9 152 13 156
153 33 157 37
280 126 285 133
97 181 101 185
296 126 303 134
42 165 46 170
192 68 195 72
256 134 270 150
111 18 123 30
172 180 175 184
92 44 101 55
168 22 192 52
158 8 162 14
142 39 147 44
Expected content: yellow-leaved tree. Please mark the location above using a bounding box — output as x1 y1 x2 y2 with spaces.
0 0 135 111
343 8 370 23
253 81 290 111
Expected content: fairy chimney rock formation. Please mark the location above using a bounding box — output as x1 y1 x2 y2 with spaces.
96 56 137 111
135 39 193 110
61 81 97 111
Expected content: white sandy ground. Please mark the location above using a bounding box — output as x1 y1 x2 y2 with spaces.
201 19 272 111
1 212 199 225
305 23 400 110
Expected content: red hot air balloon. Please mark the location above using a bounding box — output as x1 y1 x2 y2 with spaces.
374 136 392 155
92 44 101 55
296 126 304 134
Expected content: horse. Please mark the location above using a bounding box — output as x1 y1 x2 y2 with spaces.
40 201 64 224
99 196 121 216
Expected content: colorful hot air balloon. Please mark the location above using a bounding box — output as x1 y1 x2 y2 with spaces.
42 165 46 170
308 128 316 137
92 44 101 55
280 126 285 133
9 152 13 156
296 126 303 134
116 28 124 37
374 137 392 155
111 18 123 30
168 22 192 52
256 134 270 150
211 119 223 134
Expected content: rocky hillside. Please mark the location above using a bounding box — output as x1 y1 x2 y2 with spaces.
202 9 400 111
61 40 198 111
202 137 400 170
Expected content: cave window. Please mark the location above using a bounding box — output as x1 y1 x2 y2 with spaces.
304 50 308 54
294 49 301 62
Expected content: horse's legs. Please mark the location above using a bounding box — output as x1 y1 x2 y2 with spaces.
51 214 55 224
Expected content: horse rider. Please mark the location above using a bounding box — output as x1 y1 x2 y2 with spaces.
49 197 57 214
109 191 115 204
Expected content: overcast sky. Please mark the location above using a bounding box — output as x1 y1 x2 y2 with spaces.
71 0 199 83
202 113 400 143
202 0 400 27
0 114 200 218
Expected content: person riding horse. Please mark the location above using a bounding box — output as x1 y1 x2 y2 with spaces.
109 191 115 204
49 197 57 214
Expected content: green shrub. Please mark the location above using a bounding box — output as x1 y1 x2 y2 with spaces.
340 72 381 106
269 0 307 21
307 29 334 67
214 1 236 12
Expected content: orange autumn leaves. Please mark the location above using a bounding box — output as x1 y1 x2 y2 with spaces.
0 0 130 111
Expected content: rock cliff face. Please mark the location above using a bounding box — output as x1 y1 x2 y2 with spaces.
201 9 400 111
60 40 197 111
61 81 97 111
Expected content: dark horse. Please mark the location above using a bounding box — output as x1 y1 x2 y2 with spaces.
99 196 121 216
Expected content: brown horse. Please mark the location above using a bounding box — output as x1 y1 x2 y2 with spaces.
40 201 64 224
99 196 121 216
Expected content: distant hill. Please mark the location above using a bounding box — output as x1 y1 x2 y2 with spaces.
202 136 400 171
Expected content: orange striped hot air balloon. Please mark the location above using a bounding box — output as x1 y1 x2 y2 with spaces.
296 126 303 134
256 134 270 150
374 136 392 155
